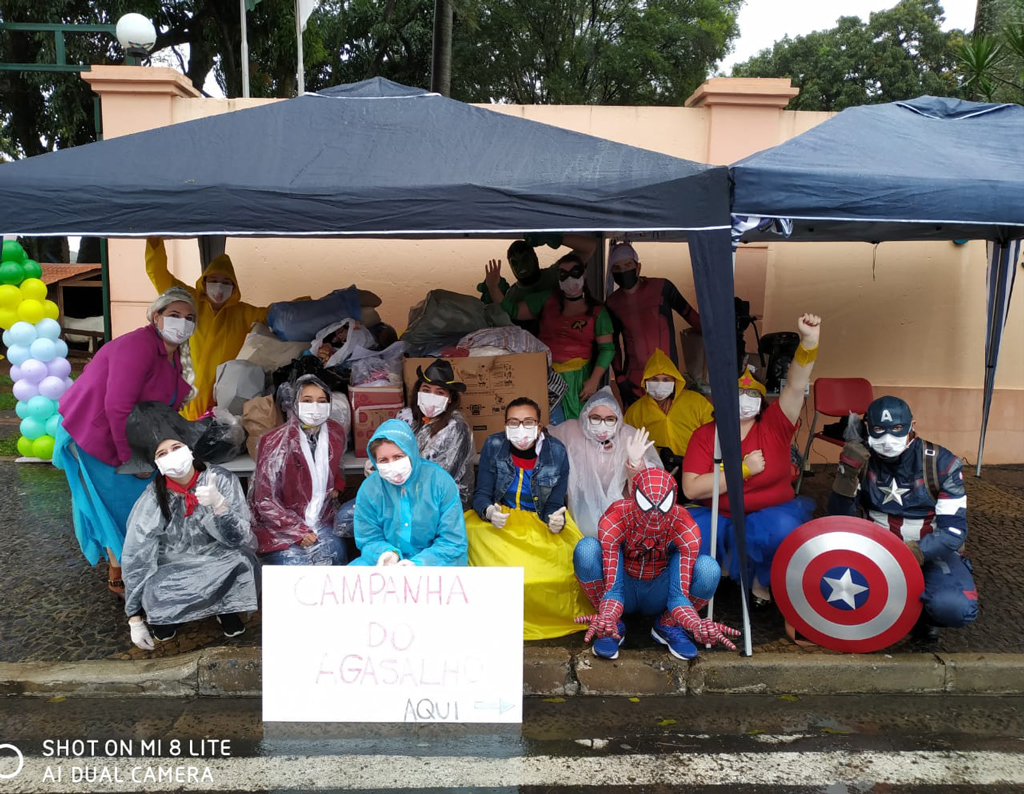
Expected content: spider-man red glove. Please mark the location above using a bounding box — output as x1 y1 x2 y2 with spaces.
577 598 624 644
670 605 740 650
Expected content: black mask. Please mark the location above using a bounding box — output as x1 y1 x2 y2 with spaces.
612 268 639 290
557 263 587 281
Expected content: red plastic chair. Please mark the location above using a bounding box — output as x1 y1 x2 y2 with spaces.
796 378 873 494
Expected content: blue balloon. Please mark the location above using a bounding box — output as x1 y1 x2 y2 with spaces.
15 401 31 420
6 344 30 366
1 329 11 347
26 395 56 422
46 414 61 437
19 417 45 441
29 337 56 363
35 318 62 341
8 321 37 347
54 339 69 359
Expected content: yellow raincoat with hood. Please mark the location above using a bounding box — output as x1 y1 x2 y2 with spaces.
623 349 713 456
146 238 268 420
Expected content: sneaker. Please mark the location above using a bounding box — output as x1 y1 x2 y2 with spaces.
151 624 177 642
592 621 627 660
651 619 699 660
216 613 246 638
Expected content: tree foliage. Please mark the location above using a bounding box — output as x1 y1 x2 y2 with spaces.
959 0 1023 101
731 0 965 112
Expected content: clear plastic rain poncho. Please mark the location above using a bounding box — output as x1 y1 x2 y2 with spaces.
549 387 662 538
309 318 378 368
121 403 259 625
249 375 348 553
397 407 476 506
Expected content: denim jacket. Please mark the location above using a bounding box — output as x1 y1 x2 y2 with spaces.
473 432 570 523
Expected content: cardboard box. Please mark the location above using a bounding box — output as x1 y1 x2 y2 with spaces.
349 385 405 455
403 353 549 452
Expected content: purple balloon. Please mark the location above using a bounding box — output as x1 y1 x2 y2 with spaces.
38 375 67 401
19 358 48 384
12 379 39 402
47 356 72 380
9 364 23 382
64 377 75 390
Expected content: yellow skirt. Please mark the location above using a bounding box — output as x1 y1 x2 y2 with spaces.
465 507 591 640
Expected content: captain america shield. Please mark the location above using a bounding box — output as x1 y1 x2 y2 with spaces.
771 516 925 653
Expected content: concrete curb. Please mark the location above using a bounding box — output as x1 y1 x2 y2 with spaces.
1 648 1021 699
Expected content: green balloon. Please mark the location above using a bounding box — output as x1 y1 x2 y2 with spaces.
0 261 25 286
17 435 34 457
32 435 55 460
1 240 27 264
21 259 42 280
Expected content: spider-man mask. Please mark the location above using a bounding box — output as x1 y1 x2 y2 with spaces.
625 468 678 550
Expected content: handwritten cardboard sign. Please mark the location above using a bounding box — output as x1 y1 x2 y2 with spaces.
262 566 524 723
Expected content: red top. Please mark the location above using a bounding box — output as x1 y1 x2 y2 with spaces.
683 401 795 516
538 293 600 362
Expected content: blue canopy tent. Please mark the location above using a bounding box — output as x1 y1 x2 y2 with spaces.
0 77 755 651
730 96 1024 475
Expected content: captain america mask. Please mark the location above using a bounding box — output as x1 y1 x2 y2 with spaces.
865 396 913 438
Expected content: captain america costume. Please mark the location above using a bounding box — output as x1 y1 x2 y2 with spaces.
573 468 738 659
827 398 978 629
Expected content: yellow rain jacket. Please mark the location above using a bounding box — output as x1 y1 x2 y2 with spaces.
623 348 713 456
146 239 268 420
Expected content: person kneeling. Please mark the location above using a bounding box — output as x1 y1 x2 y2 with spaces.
827 396 978 641
123 403 259 648
574 468 738 660
250 375 348 566
352 419 467 567
468 397 591 639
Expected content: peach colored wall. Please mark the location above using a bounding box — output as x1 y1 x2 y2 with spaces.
86 68 1023 463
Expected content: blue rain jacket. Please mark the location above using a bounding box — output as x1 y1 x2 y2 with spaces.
353 419 468 566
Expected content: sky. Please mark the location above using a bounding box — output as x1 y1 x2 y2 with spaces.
720 0 979 71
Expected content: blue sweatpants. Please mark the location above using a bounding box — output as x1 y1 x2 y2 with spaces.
921 552 978 628
573 536 720 616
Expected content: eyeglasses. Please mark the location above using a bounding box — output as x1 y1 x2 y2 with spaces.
587 416 618 428
506 418 539 429
557 264 587 281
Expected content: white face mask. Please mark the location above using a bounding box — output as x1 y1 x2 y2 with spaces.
159 316 195 345
377 455 413 485
868 433 910 459
206 282 234 305
559 275 585 298
156 445 194 479
417 391 449 418
297 402 331 427
646 380 675 401
739 394 762 420
506 425 539 450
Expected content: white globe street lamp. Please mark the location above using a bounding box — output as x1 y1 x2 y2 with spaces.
115 13 156 62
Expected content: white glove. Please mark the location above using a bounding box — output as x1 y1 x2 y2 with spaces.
484 504 509 529
377 550 399 566
396 559 416 567
129 618 154 651
626 427 654 469
547 507 567 533
195 480 228 515
363 459 375 477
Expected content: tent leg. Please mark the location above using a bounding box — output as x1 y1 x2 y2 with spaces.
705 429 722 648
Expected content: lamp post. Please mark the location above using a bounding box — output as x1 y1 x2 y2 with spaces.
115 13 157 65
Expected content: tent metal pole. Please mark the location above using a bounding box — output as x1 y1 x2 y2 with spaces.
240 0 251 98
704 428 722 649
295 0 306 95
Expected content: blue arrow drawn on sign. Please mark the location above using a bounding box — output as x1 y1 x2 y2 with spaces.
474 699 516 715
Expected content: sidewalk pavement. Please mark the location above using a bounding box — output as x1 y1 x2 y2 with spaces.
0 457 1021 697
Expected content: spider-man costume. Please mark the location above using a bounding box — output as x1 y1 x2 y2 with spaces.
573 468 739 658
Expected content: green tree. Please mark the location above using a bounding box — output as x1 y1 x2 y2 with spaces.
732 0 965 112
959 0 1023 101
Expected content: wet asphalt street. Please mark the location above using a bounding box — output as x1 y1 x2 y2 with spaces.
0 694 1021 792
0 460 1021 663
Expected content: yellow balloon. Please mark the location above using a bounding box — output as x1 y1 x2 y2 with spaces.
16 299 45 324
42 299 60 321
0 308 18 329
0 284 20 309
19 278 47 302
